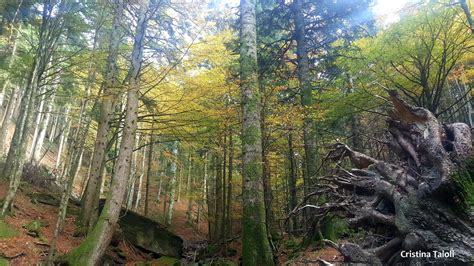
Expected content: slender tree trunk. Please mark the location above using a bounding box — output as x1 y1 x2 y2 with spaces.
197 152 208 230
156 171 163 202
134 145 147 211
222 134 227 244
226 132 234 238
287 130 297 232
177 165 182 202
1 70 35 215
144 133 154 217
31 94 54 163
80 0 124 230
239 0 274 262
29 88 46 160
292 0 317 191
185 153 193 222
1 0 67 213
207 156 216 241
65 1 148 263
0 86 19 155
214 149 223 241
166 141 179 226
0 22 22 108
261 102 275 236
55 107 70 170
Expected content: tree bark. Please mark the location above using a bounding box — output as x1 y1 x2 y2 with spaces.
287 130 298 232
292 0 318 191
65 0 148 264
80 0 124 230
239 0 274 263
0 85 20 155
31 93 55 164
144 133 154 217
226 132 234 238
1 0 67 214
166 141 179 226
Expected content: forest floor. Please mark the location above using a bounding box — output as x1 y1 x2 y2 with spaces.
0 179 148 265
0 177 344 265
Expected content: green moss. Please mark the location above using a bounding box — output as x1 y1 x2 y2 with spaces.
0 220 18 238
58 204 110 265
22 219 48 238
0 257 8 266
154 256 180 266
450 158 474 216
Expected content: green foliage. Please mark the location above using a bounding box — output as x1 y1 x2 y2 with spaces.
0 220 17 238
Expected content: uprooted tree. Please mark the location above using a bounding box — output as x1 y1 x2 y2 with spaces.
290 91 473 264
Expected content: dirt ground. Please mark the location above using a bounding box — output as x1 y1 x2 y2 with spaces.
0 180 148 265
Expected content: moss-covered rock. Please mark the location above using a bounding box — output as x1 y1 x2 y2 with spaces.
28 191 60 206
117 209 183 258
0 220 18 238
22 219 48 238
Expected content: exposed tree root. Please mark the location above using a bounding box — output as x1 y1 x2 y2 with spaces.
289 91 474 265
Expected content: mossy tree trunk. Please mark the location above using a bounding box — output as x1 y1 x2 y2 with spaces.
239 0 274 263
65 1 149 264
80 0 124 231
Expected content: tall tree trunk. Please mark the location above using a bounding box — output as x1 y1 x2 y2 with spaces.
261 101 275 236
214 148 223 241
226 132 234 238
55 107 70 170
287 130 297 232
1 0 67 214
0 21 22 108
80 0 124 230
239 0 274 263
65 1 148 263
185 153 193 222
157 154 164 202
144 132 154 217
0 85 20 155
31 94 54 163
221 134 227 244
292 0 317 192
134 145 147 211
29 87 46 160
166 141 179 226
197 152 208 230
207 155 216 241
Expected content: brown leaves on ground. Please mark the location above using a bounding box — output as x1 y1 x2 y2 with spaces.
0 180 147 265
